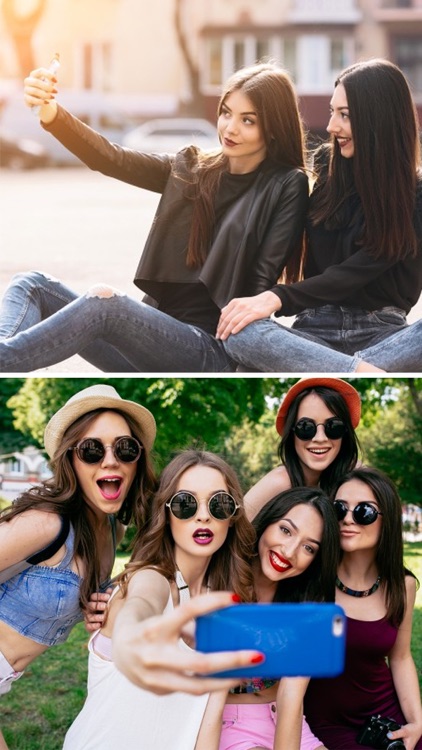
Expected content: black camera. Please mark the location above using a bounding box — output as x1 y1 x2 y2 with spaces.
356 714 405 749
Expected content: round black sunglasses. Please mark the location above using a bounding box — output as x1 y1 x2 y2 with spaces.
293 417 346 441
72 436 143 464
166 490 239 521
333 500 383 526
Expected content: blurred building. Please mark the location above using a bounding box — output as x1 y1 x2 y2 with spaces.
0 445 51 502
0 0 421 132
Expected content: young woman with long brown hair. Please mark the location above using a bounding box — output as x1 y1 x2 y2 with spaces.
0 384 157 749
0 62 308 373
62 449 257 749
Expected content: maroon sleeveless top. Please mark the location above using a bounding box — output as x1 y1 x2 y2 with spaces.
304 616 422 749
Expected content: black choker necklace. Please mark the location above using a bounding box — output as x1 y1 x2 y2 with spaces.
336 575 381 598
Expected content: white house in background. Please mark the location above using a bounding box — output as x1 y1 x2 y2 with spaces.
0 446 52 503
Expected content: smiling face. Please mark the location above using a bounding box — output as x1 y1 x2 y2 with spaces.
218 89 267 173
327 83 354 158
335 478 383 554
169 464 232 566
294 393 343 484
72 411 138 518
257 503 323 588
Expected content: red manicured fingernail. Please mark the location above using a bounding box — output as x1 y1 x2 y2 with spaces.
250 653 265 664
231 594 241 603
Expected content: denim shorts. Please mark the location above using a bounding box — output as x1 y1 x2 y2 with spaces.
219 703 322 750
0 650 24 695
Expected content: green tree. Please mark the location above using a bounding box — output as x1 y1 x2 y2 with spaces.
2 377 274 469
0 377 25 453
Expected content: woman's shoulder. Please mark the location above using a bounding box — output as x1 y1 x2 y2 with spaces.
264 161 309 187
0 509 63 567
245 466 291 520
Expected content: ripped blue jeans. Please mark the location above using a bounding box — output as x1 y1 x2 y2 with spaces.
223 306 422 372
0 271 235 373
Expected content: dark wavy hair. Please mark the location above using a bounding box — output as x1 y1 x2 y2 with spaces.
278 386 360 492
310 58 421 262
252 487 340 603
118 449 256 603
332 466 418 626
0 408 157 610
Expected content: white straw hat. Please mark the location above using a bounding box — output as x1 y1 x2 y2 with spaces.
44 384 156 458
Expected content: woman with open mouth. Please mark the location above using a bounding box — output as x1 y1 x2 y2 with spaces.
0 384 157 750
62 449 257 749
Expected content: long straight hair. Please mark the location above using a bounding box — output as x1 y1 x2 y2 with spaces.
310 59 421 262
332 466 418 625
178 62 306 268
252 487 340 603
0 409 157 609
278 386 360 492
119 450 256 602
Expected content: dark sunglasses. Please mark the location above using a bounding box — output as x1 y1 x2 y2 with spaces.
166 491 239 521
293 417 346 441
72 436 143 464
333 500 383 526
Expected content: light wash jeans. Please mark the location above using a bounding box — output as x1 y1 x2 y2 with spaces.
223 305 422 372
0 272 235 373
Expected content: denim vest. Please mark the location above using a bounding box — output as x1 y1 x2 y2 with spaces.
0 519 115 647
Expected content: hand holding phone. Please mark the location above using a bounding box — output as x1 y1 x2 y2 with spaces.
196 602 346 679
31 53 60 116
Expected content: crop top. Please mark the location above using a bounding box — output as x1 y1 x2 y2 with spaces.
230 677 278 695
0 518 116 647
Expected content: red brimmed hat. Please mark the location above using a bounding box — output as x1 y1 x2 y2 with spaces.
275 377 361 435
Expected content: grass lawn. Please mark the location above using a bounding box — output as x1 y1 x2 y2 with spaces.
1 546 422 749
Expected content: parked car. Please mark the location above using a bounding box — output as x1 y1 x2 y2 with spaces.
121 117 219 152
0 89 129 165
0 134 49 169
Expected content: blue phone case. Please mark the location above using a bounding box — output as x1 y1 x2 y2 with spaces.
196 602 346 679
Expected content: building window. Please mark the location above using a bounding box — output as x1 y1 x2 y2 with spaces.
203 36 282 91
77 41 114 91
283 38 297 81
393 36 422 93
331 39 346 70
203 33 354 94
234 40 245 71
256 39 271 61
208 38 223 86
5 459 23 475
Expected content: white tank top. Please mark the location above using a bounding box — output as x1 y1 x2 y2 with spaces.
63 575 209 749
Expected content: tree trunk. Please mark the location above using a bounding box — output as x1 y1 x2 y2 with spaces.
2 0 47 76
174 0 205 116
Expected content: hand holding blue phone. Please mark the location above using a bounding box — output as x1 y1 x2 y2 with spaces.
196 602 346 679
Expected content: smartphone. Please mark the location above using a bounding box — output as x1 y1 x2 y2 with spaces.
196 602 346 679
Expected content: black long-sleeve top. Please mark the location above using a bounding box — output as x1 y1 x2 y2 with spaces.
271 167 422 318
43 106 309 333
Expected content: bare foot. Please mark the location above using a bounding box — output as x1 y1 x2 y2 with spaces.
355 361 386 373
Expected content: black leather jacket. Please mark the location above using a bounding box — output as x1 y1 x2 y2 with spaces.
44 106 309 311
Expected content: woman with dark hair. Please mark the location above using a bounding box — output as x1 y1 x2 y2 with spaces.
245 377 361 519
63 449 257 749
0 62 308 373
219 58 422 372
304 467 422 749
0 384 157 749
196 486 340 750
